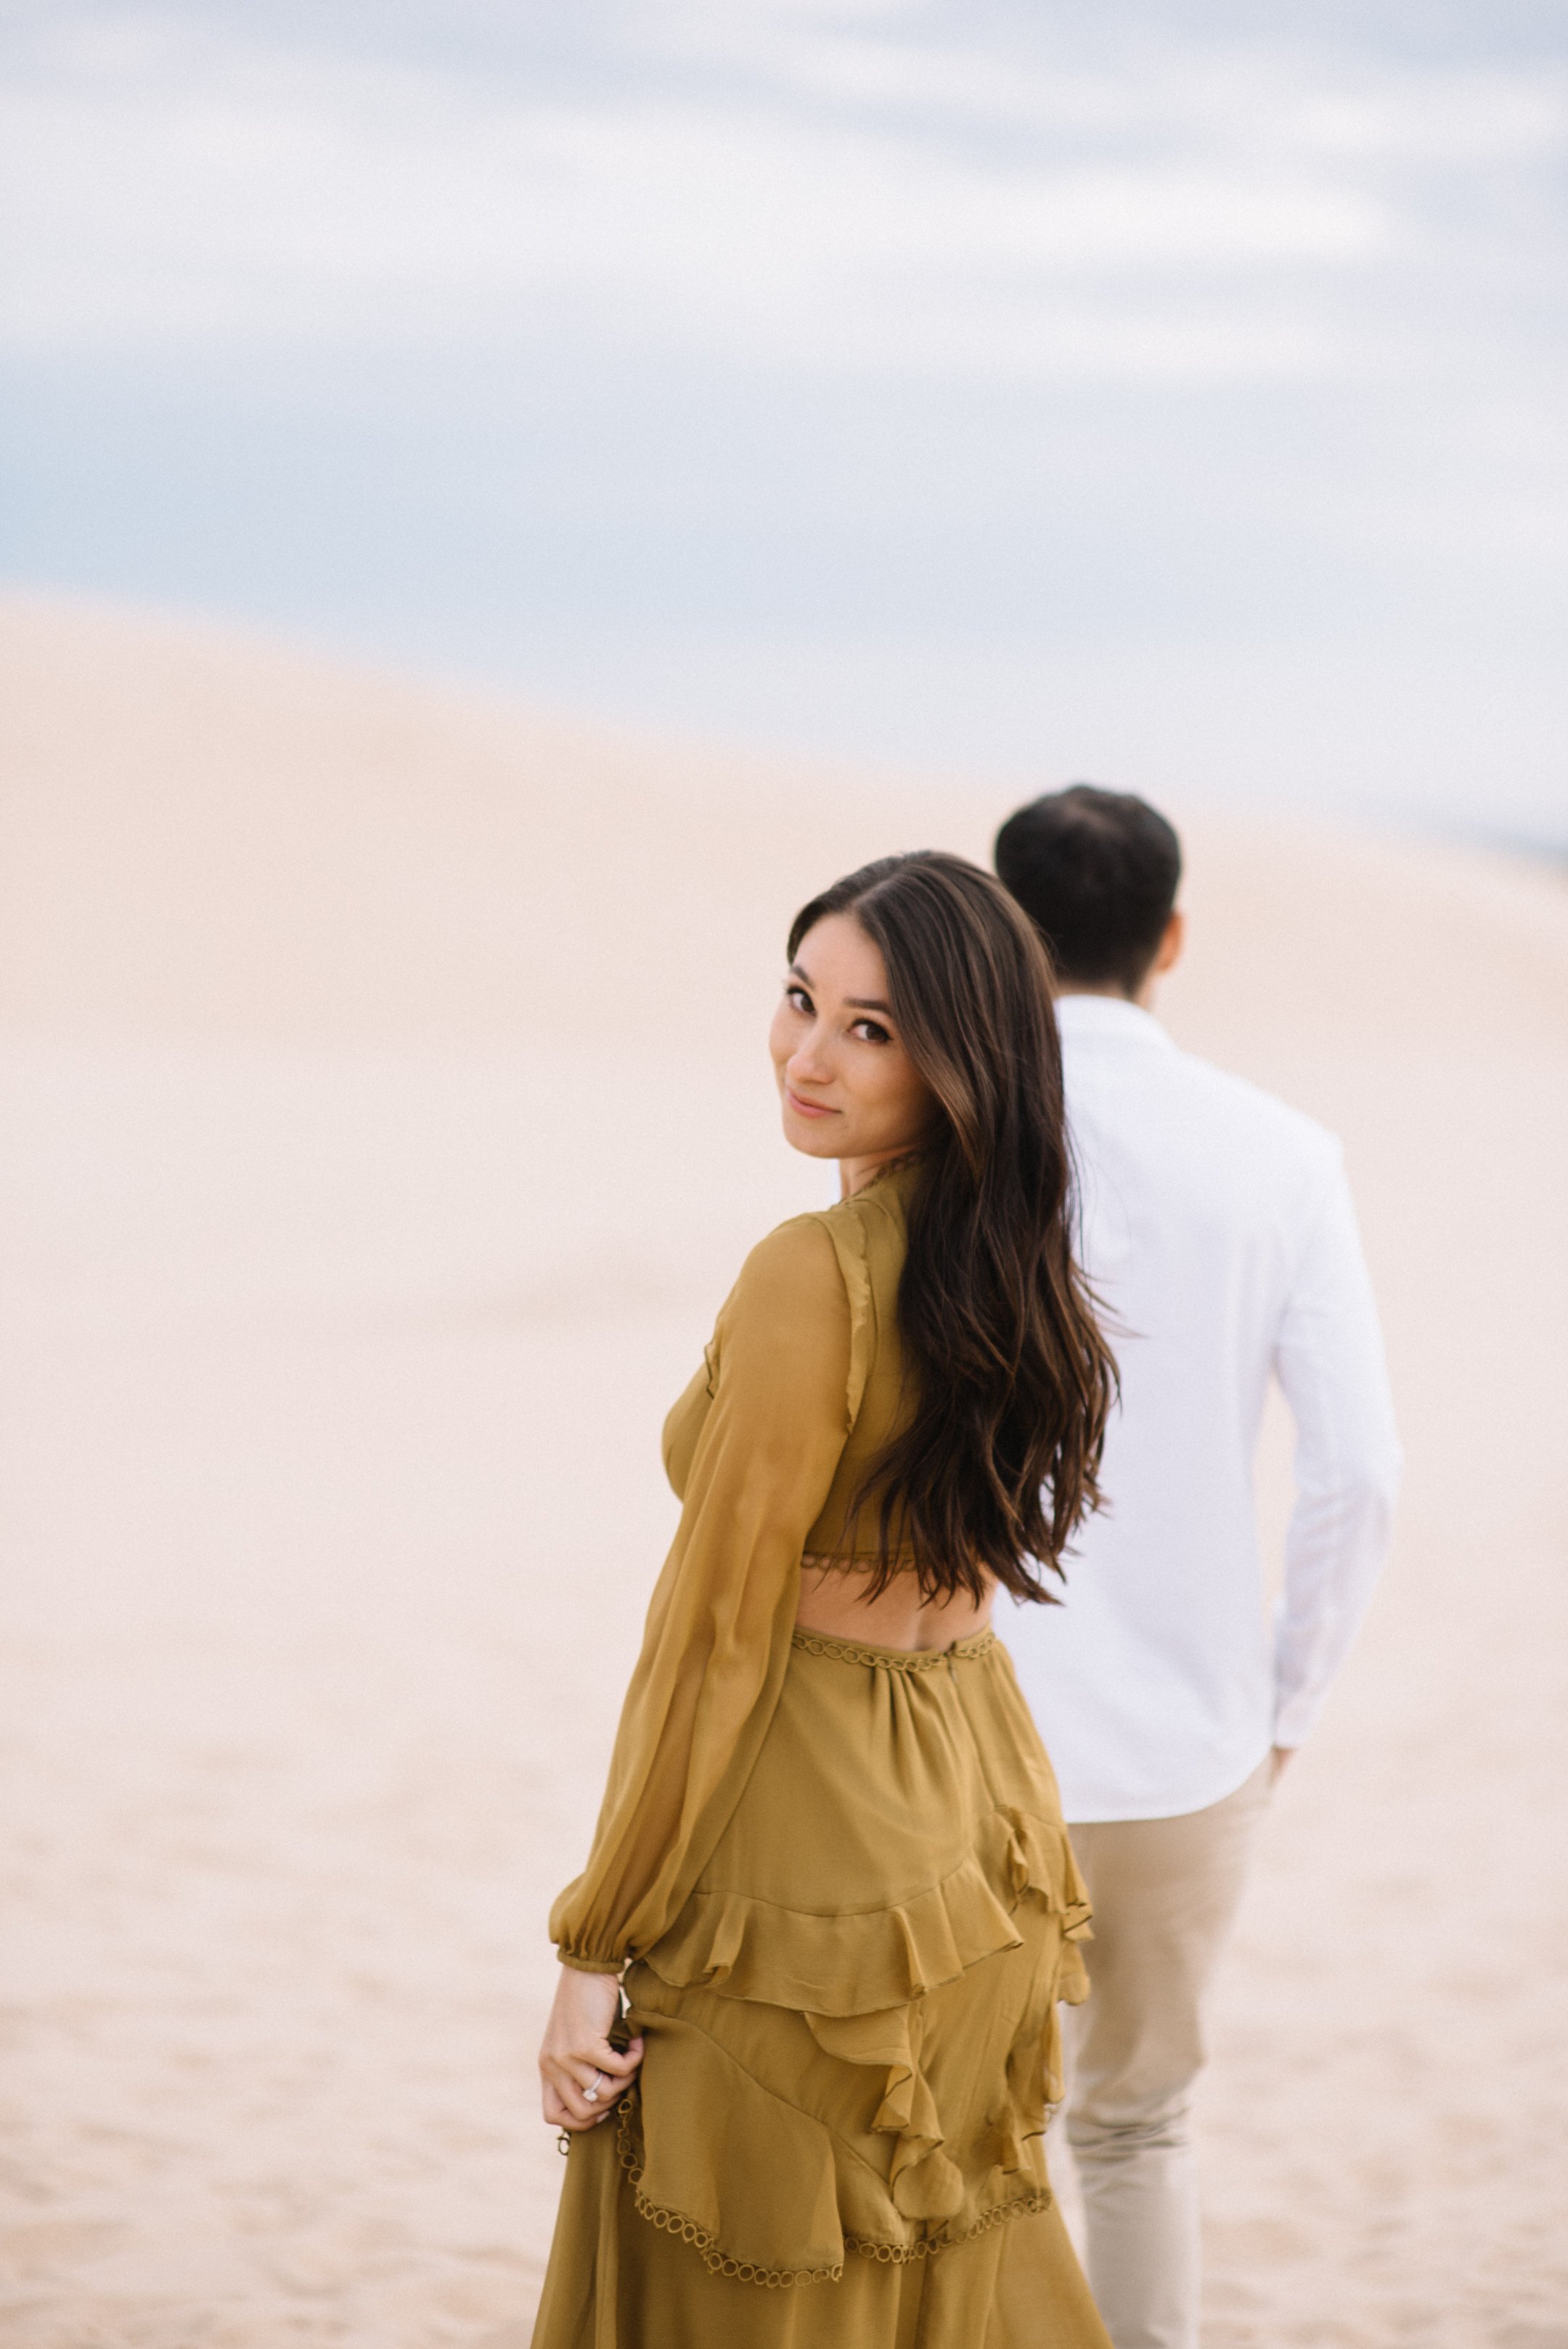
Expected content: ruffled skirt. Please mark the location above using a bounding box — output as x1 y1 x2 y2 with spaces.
531 1627 1109 2349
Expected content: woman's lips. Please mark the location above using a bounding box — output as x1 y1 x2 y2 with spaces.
784 1087 836 1119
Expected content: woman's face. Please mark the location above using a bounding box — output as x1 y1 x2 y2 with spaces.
769 913 937 1170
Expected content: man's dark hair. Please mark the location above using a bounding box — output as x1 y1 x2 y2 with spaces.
993 784 1182 994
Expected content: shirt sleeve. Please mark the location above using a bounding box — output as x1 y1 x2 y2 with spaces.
1270 1160 1402 1749
549 1213 854 1970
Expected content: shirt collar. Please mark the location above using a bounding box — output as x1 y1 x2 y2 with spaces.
1054 993 1175 1050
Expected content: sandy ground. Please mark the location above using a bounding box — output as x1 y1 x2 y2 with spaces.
1 598 1566 2347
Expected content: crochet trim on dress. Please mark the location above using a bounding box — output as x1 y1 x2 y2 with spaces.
844 2186 1055 2265
614 2093 1054 2289
614 2096 843 2287
790 1627 998 1673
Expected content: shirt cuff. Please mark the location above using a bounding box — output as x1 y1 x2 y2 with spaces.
557 1950 625 1975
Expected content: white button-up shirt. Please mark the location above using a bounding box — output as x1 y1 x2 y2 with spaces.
1003 994 1401 1823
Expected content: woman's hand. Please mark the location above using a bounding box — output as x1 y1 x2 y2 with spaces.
539 1965 645 2133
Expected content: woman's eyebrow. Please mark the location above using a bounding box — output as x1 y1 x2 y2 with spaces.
787 964 891 1016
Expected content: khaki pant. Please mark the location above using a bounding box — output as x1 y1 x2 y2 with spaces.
1059 1761 1273 2349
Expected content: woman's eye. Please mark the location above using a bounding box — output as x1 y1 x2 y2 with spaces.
853 1020 891 1045
785 986 813 1015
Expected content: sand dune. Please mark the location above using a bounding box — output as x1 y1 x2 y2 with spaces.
0 596 1564 2346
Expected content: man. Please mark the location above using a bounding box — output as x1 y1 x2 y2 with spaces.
994 786 1400 2349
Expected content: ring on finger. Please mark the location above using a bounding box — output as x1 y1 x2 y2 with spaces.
583 2069 603 2104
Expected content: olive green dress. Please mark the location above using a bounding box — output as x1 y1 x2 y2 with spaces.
534 1162 1110 2349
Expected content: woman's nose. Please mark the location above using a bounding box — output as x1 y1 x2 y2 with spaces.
788 1032 831 1085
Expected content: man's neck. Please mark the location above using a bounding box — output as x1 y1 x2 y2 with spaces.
1057 979 1159 1013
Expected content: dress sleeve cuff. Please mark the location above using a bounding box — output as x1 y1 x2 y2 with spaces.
557 1950 625 1975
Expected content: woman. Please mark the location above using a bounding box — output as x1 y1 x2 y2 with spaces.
532 852 1116 2348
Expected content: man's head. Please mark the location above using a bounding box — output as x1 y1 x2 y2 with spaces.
993 784 1183 1002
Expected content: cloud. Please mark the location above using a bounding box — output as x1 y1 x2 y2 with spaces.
1 0 1563 826
4 7 1551 389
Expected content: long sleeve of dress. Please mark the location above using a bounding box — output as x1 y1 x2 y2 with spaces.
549 1213 854 1972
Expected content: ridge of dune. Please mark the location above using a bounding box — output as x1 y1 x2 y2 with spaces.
0 593 982 1044
2 591 1565 1053
0 592 1565 2347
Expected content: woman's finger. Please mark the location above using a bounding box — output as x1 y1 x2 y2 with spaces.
543 2080 597 2131
544 2059 630 2127
586 2034 644 2078
563 2057 621 2107
548 2107 600 2134
555 2038 643 2101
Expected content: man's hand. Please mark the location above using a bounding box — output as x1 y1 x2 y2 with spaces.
539 1966 645 2134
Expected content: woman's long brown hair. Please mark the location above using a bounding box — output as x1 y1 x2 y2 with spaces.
788 851 1116 1606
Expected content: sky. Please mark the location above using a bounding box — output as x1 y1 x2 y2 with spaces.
2 0 1565 838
